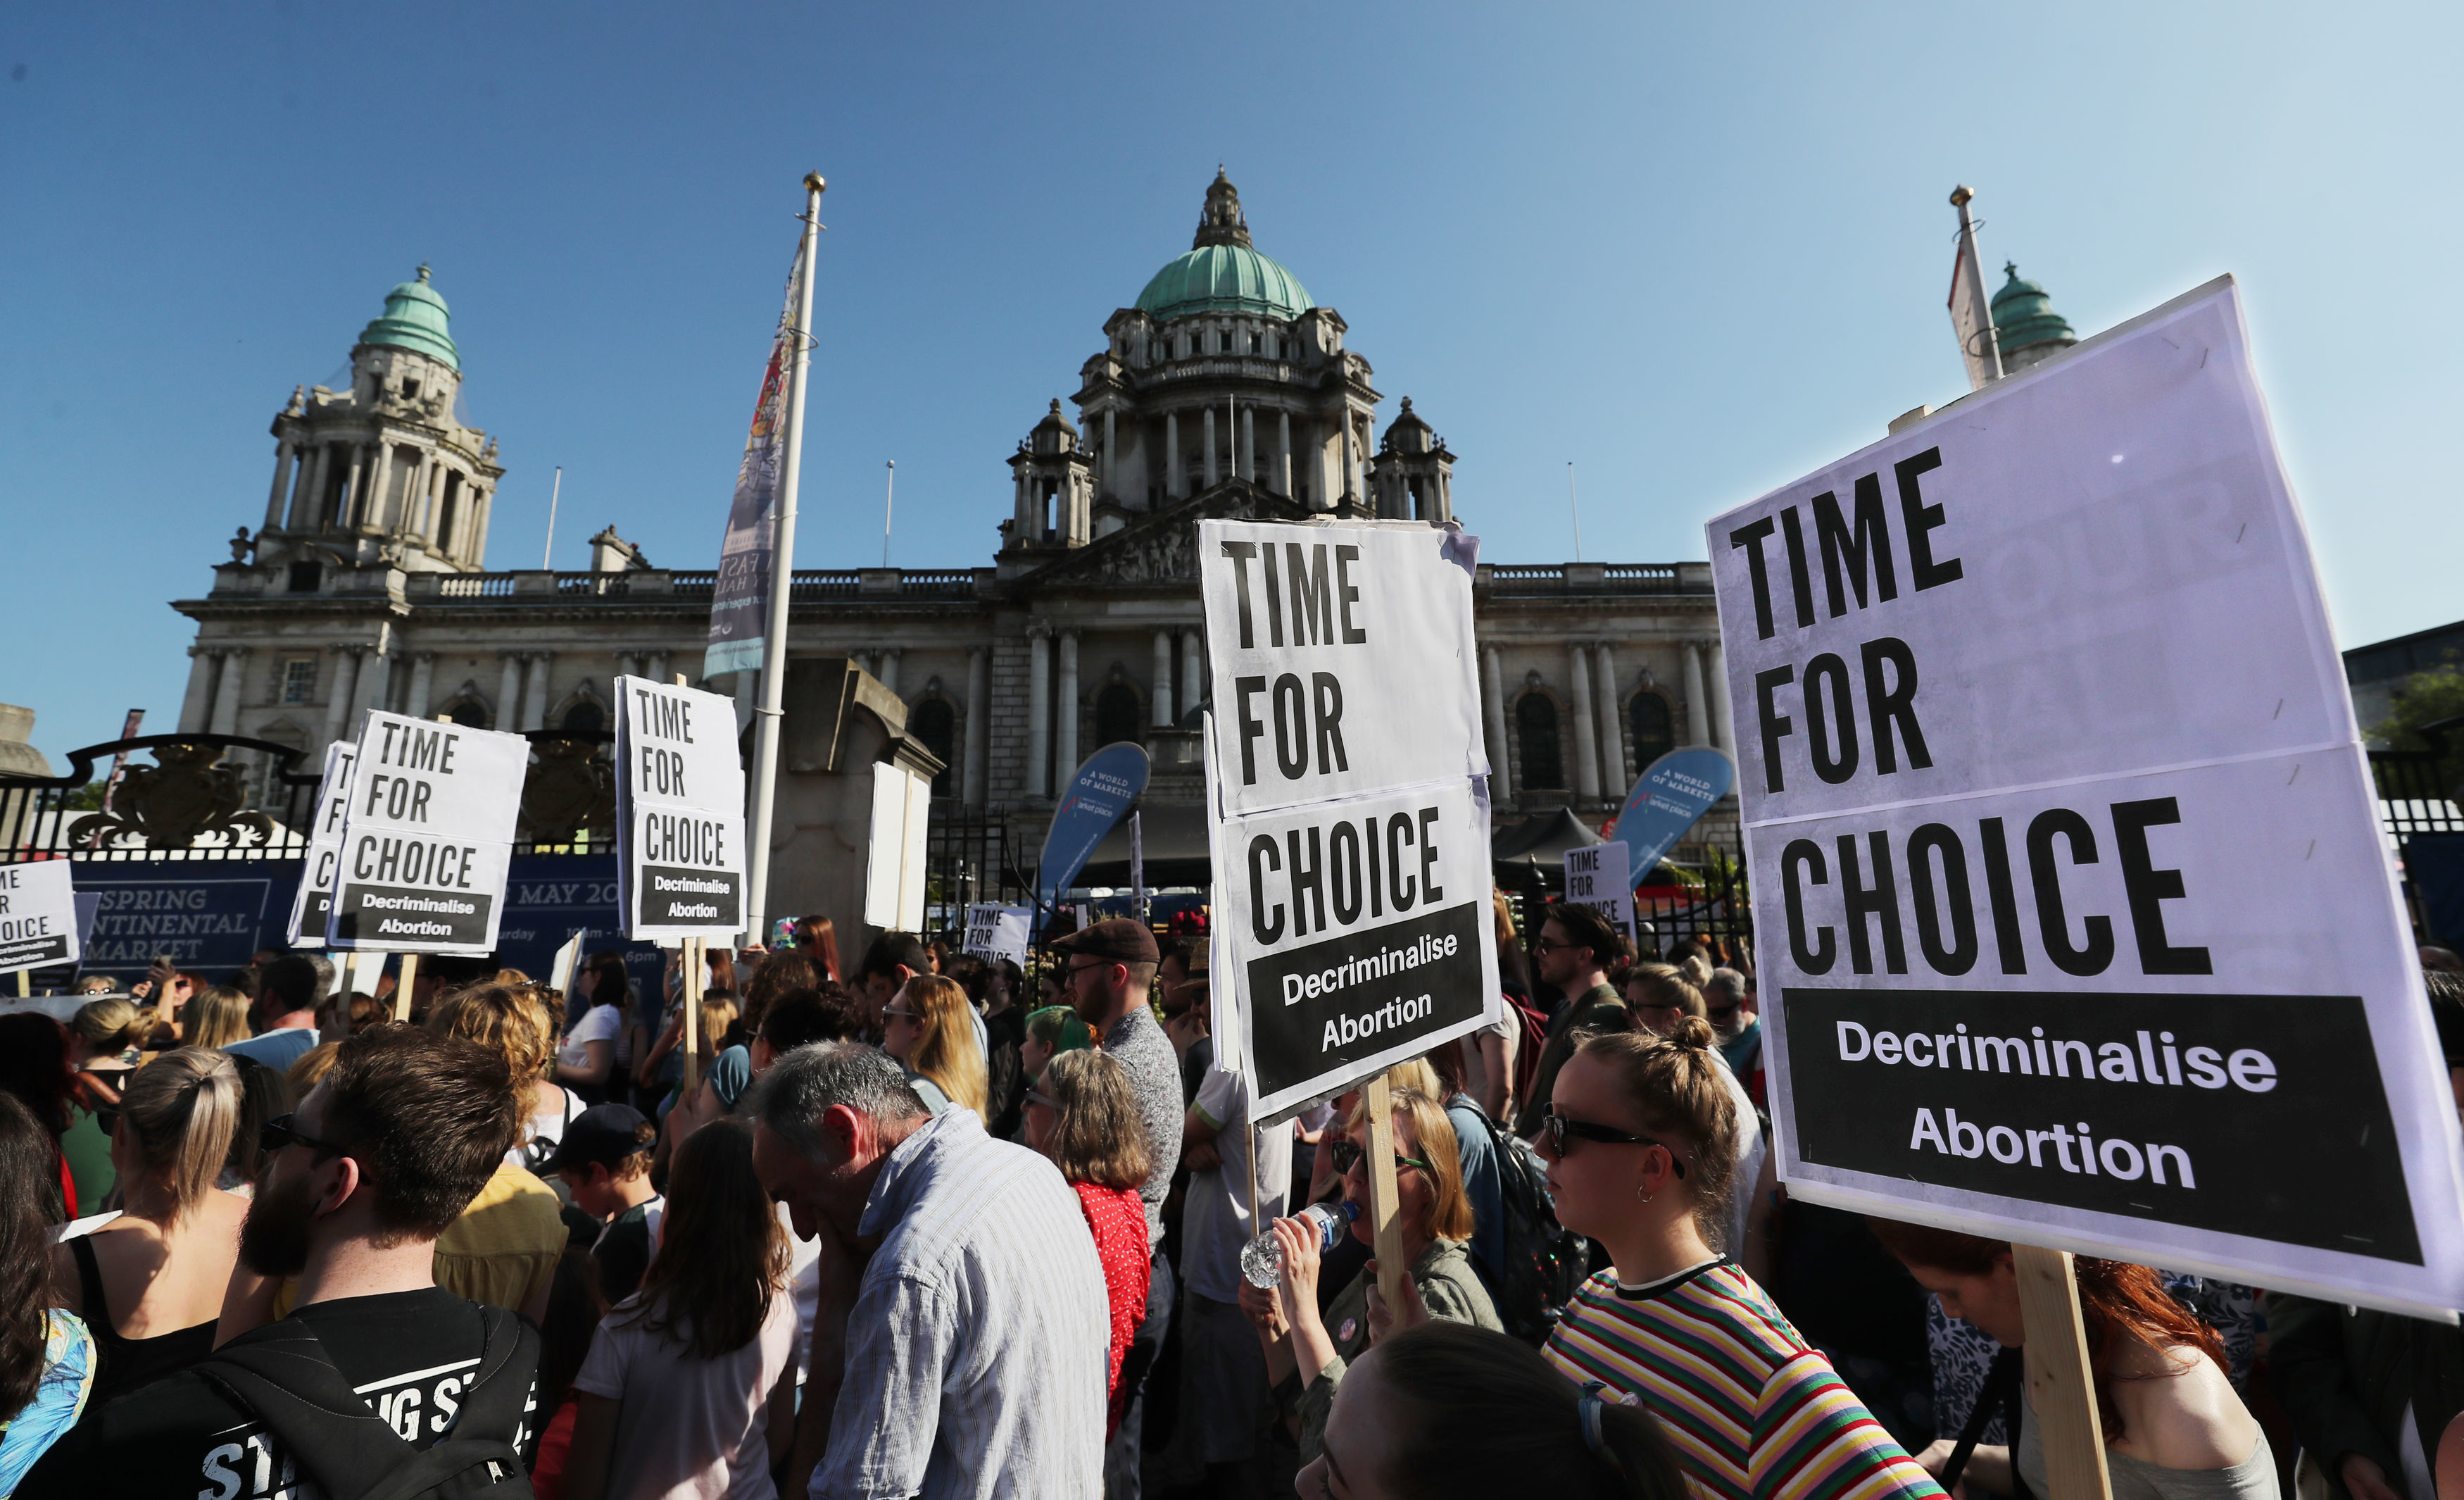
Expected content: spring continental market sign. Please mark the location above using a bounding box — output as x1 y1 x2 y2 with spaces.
1709 276 2464 1316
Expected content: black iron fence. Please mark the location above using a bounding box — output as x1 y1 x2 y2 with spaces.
923 801 1027 937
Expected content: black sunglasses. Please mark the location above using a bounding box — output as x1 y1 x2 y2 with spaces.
260 1113 349 1158
1542 1108 1687 1176
1330 1139 1428 1175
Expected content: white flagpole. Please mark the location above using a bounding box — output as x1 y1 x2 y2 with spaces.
882 459 895 566
541 465 562 569
745 173 825 946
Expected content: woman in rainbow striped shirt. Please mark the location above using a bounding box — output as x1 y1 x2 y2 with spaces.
1537 1020 1946 1500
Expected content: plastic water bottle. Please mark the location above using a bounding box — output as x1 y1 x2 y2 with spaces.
1240 1200 1360 1289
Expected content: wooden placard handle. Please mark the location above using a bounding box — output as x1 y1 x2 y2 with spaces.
1364 1073 1409 1317
682 937 703 1096
2011 1242 2114 1500
392 953 419 1024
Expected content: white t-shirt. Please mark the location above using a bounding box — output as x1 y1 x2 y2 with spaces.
574 1283 800 1500
558 1003 623 1071
1181 1065 1293 1305
508 1085 587 1171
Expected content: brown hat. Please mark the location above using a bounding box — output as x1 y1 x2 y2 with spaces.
1050 917 1159 965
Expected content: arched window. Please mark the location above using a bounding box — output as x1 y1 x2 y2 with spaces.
1516 694 1564 790
1629 692 1675 773
910 699 955 796
1095 685 1143 749
446 699 489 730
560 701 604 734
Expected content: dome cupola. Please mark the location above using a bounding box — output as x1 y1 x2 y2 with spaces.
1990 261 2075 368
358 264 461 370
1134 171 1314 323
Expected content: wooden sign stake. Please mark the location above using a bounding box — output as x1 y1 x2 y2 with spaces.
682 937 703 1095
1363 1073 1409 1316
2012 1243 2114 1500
392 952 419 1023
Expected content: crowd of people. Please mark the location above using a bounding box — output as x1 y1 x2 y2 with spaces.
0 907 2459 1500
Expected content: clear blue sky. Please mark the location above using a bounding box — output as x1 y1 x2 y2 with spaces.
6 3 2458 770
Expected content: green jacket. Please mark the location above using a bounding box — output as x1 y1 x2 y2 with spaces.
1512 981 1628 1138
2269 1292 2464 1500
1283 1237 1502 1463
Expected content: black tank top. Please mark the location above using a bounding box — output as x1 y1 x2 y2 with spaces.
68 1232 219 1413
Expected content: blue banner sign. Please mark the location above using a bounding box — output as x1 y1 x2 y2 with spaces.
1038 743 1152 914
1608 746 1736 877
72 861 300 982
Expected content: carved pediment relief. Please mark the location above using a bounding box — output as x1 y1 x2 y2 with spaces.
1026 480 1309 591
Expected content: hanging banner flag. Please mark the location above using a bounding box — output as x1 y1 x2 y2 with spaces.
1607 746 1735 877
703 254 804 680
614 675 748 939
864 763 931 932
285 741 357 949
0 861 80 974
963 904 1033 967
1038 744 1152 915
1563 840 1636 949
325 712 528 954
1709 275 2464 1318
1200 519 1501 1121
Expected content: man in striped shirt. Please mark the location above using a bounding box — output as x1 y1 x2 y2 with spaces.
751 1042 1111 1500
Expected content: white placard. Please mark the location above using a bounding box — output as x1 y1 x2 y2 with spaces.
1709 276 2464 1317
325 711 527 954
0 861 80 974
284 741 356 949
1562 841 1636 949
342 949 388 1000
863 762 930 932
614 675 748 939
548 930 586 994
963 904 1032 967
1200 518 1502 1120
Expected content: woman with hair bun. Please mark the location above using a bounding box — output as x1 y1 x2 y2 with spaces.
1537 1018 1942 1500
47 1049 247 1417
1305 1320 1690 1500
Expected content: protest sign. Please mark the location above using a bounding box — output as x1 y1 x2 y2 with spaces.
285 740 356 949
863 762 930 931
66 861 296 982
1608 745 1735 875
614 675 748 940
1562 840 1636 948
962 904 1032 966
1709 275 2464 1315
548 930 586 995
0 861 80 974
325 711 527 955
1200 520 1501 1123
1038 743 1152 914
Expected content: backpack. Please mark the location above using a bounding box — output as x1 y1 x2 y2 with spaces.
1502 992 1550 1119
199 1303 536 1500
1458 1096 1591 1348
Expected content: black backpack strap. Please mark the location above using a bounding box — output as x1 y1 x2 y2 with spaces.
451 1304 536 1445
1939 1345 2023 1496
199 1322 420 1500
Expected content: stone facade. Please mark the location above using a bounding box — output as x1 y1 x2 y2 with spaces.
175 175 1741 870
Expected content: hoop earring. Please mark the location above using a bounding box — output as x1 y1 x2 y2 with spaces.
1636 1185 1654 1204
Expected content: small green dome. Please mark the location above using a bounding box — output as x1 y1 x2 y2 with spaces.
1990 261 2074 355
1134 170 1314 323
359 264 460 369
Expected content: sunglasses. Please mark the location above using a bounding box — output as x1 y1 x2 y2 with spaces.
1541 1108 1687 1176
1330 1139 1428 1176
260 1113 349 1158
882 1008 917 1023
1026 1089 1061 1111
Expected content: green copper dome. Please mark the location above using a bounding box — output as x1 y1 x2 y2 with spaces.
1135 170 1314 323
359 264 460 369
1990 261 2074 356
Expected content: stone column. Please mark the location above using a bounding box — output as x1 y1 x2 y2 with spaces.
1594 642 1626 794
206 648 249 735
341 447 367 527
177 646 220 735
1682 643 1709 747
964 646 990 806
1103 408 1115 495
1026 625 1052 798
522 652 554 731
1152 630 1176 727
1181 630 1203 722
290 446 325 530
1566 643 1601 801
405 653 438 720
1480 645 1511 794
264 442 296 532
648 649 672 685
617 651 640 682
879 647 901 697
1339 408 1356 503
1012 468 1031 538
1242 406 1255 483
496 654 527 733
352 644 392 727
1203 408 1217 489
1055 630 1081 780
1705 642 1735 753
323 649 363 744
1166 413 1181 499
1277 410 1293 497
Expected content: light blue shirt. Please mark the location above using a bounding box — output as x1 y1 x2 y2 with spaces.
224 1027 318 1074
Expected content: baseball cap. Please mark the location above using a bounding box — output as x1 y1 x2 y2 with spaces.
1049 917 1159 965
537 1103 653 1175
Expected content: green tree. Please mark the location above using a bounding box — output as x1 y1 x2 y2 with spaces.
61 780 108 811
2370 663 2464 791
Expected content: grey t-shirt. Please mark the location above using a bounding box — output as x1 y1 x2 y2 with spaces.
1103 1006 1183 1252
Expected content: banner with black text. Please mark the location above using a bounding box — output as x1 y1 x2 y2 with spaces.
324 712 527 954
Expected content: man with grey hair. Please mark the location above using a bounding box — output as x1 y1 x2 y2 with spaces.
1704 965 1763 1106
749 1042 1109 1500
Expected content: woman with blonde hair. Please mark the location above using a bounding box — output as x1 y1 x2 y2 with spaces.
47 1049 246 1417
1026 1049 1155 1439
1243 1085 1500 1462
882 974 988 1117
429 982 584 1171
182 986 253 1052
1535 1020 1937 1500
